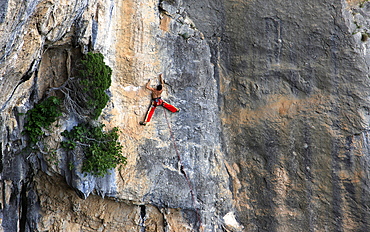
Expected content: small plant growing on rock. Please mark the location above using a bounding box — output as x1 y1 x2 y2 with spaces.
77 52 112 119
362 32 369 42
23 96 62 145
360 0 369 8
179 32 191 40
59 52 125 177
24 52 126 177
61 123 126 177
61 52 112 120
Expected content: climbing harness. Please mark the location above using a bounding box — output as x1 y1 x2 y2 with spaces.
163 110 203 230
140 97 179 125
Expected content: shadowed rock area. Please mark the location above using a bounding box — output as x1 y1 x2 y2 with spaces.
2 0 370 231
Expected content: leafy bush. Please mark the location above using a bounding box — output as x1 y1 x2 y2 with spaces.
23 96 62 145
360 0 369 7
61 52 126 176
61 122 126 177
23 52 126 177
77 52 112 119
60 52 112 120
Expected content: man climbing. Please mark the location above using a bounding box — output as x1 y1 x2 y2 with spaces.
140 74 179 125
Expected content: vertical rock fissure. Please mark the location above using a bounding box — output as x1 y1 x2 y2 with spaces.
302 124 314 231
331 139 344 231
161 208 169 231
0 59 39 112
19 181 28 232
139 205 146 232
0 139 3 174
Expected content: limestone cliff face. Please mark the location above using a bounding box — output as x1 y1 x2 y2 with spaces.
2 0 370 231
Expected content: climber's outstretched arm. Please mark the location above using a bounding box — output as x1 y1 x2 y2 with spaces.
146 79 155 91
159 74 164 86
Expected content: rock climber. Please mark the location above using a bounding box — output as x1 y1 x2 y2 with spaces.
140 74 179 125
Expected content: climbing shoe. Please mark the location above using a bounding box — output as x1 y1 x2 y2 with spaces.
139 121 147 126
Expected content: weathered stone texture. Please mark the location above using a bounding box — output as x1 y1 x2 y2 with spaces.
3 0 370 231
212 0 370 231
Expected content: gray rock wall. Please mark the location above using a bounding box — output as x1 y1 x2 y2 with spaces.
212 0 370 231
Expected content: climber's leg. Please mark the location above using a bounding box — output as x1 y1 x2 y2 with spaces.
162 101 180 113
140 105 156 125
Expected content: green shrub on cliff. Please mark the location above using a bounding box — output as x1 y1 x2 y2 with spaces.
61 52 112 120
24 52 126 177
23 96 62 145
360 0 369 7
61 122 126 177
63 52 126 176
77 52 112 119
